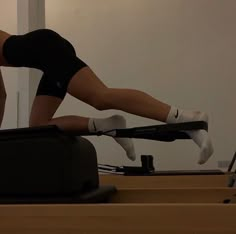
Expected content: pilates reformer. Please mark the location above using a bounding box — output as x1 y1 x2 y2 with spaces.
0 120 234 202
0 121 228 197
0 120 209 204
0 121 236 234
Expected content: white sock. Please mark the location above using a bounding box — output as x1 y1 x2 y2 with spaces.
166 106 214 164
88 115 136 161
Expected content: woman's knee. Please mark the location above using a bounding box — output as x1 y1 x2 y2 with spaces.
29 96 62 127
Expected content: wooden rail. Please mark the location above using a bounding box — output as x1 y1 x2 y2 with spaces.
99 174 230 188
110 187 236 203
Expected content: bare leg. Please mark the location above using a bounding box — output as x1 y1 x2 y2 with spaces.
67 67 171 122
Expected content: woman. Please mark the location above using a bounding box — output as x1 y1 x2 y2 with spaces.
0 28 213 163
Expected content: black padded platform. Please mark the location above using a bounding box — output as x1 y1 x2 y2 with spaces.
0 125 116 204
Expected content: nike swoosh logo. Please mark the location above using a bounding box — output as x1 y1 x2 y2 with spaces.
175 109 179 118
93 120 97 131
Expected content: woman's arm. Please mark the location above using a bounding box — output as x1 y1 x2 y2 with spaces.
0 69 7 127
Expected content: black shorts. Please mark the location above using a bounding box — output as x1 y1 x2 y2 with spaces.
2 29 88 99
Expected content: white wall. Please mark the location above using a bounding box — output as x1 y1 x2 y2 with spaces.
17 0 45 128
46 0 236 170
0 0 18 129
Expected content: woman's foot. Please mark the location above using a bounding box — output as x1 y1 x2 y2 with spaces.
167 107 214 164
88 115 136 161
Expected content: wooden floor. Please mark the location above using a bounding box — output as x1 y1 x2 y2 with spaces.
0 174 235 233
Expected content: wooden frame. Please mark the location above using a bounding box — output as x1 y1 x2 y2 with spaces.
100 174 230 188
0 175 234 233
110 188 236 203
